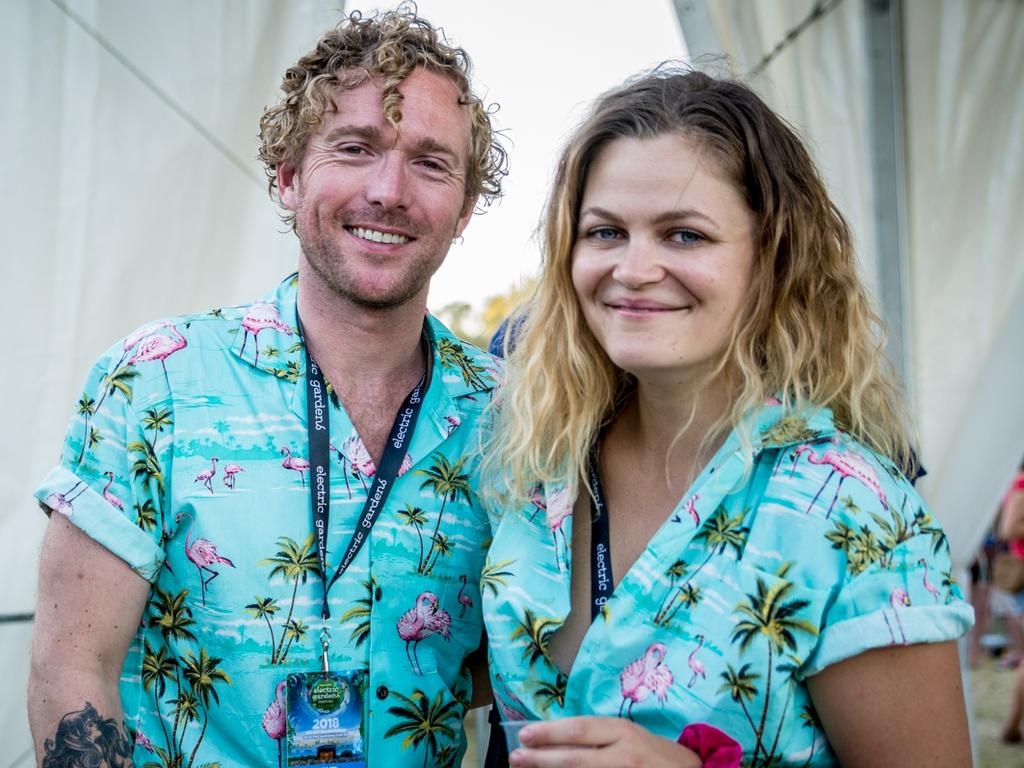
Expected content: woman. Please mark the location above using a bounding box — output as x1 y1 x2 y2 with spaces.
998 459 1024 741
480 69 973 767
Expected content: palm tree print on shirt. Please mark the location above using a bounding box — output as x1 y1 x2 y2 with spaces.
76 364 140 465
339 579 375 646
825 495 942 577
245 597 281 660
436 338 489 390
179 648 231 768
416 456 471 575
141 406 174 450
397 505 429 572
141 587 231 767
481 559 516 597
260 535 319 665
718 662 761 745
384 689 463 768
654 506 748 626
731 566 818 767
510 609 560 670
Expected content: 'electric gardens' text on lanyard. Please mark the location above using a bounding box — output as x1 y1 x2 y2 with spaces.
588 443 614 622
299 314 431 624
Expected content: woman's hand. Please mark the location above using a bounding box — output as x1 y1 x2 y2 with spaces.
508 716 703 767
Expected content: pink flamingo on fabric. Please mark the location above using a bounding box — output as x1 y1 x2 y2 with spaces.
528 485 547 521
917 558 942 602
262 680 287 768
280 447 310 487
330 441 354 498
398 452 414 477
240 303 292 367
134 728 155 753
222 463 244 489
457 574 473 618
443 414 460 436
544 487 574 571
127 323 187 393
494 672 530 721
193 457 219 494
175 511 235 606
123 319 175 352
343 435 375 490
687 634 706 688
45 481 87 517
396 591 452 675
619 642 673 719
101 471 125 512
883 587 911 644
792 443 888 518
684 493 700 525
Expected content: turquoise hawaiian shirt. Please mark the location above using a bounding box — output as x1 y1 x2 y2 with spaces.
482 404 973 766
36 275 497 767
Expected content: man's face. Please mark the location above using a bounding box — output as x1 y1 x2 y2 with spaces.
278 67 475 310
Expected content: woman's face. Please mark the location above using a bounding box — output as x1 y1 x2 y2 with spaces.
571 133 756 385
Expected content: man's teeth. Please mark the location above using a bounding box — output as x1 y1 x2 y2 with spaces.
351 227 409 244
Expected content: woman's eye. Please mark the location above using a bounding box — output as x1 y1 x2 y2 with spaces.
588 227 621 241
670 229 703 245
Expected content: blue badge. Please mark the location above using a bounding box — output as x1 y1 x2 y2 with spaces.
285 671 365 766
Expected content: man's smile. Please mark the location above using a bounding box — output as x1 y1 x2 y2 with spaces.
346 226 413 245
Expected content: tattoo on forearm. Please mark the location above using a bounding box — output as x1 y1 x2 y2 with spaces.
41 702 134 768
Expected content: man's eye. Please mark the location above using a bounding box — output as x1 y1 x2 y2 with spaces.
338 144 365 156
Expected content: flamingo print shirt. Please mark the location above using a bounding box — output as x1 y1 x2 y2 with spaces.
35 275 497 768
482 404 973 767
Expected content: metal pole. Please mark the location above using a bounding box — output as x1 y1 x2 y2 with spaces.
865 0 912 392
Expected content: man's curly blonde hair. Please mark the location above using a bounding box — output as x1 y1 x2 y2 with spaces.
258 6 507 228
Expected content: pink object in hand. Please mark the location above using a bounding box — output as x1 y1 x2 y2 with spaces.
677 723 743 768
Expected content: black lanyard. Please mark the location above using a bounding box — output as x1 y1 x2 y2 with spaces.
299 313 431 621
587 443 614 621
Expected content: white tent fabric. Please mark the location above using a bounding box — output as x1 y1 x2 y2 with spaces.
3 1 343 760
675 0 1024 569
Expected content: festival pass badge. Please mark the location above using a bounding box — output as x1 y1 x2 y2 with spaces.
285 671 365 767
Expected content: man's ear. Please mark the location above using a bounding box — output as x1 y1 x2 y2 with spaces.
277 162 299 211
453 195 479 239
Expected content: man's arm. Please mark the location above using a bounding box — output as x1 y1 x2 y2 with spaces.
806 640 972 767
29 513 151 766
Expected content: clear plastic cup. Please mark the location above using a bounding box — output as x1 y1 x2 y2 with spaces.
500 720 535 751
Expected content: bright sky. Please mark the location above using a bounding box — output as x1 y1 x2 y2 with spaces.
355 1 688 316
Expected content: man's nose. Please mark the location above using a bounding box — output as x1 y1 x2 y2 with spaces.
612 239 664 287
365 153 409 210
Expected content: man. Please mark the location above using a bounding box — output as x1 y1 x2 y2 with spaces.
29 9 506 766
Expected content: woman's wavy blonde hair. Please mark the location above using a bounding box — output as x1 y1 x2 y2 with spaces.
482 66 913 505
258 6 507 229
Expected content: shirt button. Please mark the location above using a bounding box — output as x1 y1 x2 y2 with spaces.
376 685 389 700
374 586 383 601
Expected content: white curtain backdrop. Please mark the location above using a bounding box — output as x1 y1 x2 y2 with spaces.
676 0 1024 569
3 1 344 760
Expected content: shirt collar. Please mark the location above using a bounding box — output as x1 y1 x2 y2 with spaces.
230 273 303 380
744 399 839 455
230 274 500 398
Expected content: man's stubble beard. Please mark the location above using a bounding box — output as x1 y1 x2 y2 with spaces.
299 212 453 312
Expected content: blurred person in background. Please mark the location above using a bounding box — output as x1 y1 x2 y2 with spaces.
998 459 1024 742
